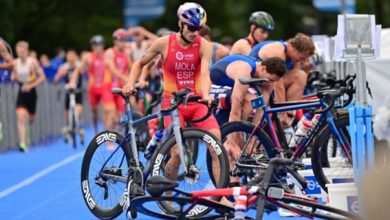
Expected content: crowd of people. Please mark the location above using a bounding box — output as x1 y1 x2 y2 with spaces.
0 1 318 173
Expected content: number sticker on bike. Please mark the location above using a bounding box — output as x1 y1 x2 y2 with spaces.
96 133 117 145
251 96 265 109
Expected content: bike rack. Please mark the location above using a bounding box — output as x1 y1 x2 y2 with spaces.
338 14 378 183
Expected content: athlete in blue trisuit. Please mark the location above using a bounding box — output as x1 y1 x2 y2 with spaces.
248 33 315 126
209 55 286 169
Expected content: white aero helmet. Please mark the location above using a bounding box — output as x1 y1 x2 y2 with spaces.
177 2 207 28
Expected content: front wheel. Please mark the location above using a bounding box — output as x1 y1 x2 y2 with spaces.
81 130 133 219
150 128 229 217
310 114 353 192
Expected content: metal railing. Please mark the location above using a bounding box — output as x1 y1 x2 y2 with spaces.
0 82 93 152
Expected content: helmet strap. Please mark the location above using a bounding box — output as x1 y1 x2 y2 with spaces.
179 23 192 45
250 30 259 46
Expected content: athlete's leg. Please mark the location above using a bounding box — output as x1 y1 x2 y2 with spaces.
284 69 307 102
16 107 28 150
102 87 117 131
91 106 99 134
191 103 222 184
282 69 307 127
88 87 100 134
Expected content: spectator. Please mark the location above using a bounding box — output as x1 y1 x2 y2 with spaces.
40 54 56 83
0 37 13 83
50 47 65 73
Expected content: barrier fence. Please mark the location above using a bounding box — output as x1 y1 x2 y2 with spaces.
0 82 93 152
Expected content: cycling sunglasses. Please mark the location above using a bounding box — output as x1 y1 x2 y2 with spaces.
185 24 202 33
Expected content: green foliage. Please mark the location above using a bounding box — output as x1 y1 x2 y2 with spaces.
0 0 388 56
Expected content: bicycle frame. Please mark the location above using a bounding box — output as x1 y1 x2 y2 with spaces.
240 86 352 163
98 96 189 185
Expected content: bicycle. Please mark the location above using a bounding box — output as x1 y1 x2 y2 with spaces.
131 157 361 220
221 75 356 191
81 88 229 219
64 86 84 148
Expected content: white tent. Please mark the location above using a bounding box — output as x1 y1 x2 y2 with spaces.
366 28 390 141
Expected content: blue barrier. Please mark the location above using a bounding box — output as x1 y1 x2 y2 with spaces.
349 105 374 183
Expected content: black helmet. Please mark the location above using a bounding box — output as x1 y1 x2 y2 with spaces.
90 35 105 45
249 11 275 32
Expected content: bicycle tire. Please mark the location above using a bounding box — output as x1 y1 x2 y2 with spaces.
131 196 235 220
81 130 133 219
310 114 353 192
150 128 229 217
220 120 276 158
273 196 360 220
220 121 276 186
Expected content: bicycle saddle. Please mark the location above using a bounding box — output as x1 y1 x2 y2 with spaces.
146 176 179 197
238 77 269 86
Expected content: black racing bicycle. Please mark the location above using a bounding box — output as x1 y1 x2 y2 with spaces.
81 88 229 219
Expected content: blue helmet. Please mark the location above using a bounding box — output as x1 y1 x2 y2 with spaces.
177 2 207 28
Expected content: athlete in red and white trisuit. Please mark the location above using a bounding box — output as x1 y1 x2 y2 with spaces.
123 3 224 188
105 29 132 119
69 35 114 134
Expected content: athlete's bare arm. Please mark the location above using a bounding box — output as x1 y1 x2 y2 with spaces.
126 36 167 92
216 43 229 61
28 58 46 89
69 52 89 88
53 64 67 84
259 43 287 103
105 48 128 82
199 38 213 100
227 61 252 122
138 59 156 87
229 39 252 55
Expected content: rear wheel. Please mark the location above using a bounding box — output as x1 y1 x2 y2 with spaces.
81 130 133 219
220 121 275 184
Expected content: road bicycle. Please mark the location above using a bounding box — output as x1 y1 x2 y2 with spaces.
81 88 229 219
221 75 356 191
